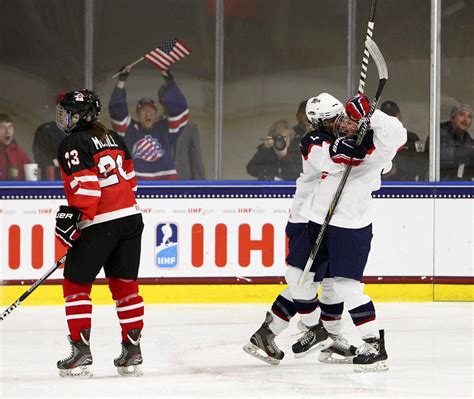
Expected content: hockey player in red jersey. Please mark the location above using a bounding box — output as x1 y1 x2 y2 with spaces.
55 89 144 378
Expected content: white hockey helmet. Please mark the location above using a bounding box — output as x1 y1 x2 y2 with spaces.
306 93 345 131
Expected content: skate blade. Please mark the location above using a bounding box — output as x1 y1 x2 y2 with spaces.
318 351 355 364
354 360 389 373
116 364 143 377
243 342 281 365
59 365 93 378
293 336 334 359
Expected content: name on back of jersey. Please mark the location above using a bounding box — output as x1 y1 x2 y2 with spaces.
91 135 119 150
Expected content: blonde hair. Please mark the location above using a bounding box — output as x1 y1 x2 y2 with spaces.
268 119 295 140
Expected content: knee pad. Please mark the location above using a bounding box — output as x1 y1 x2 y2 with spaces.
320 277 343 304
108 277 139 303
285 266 315 289
63 277 92 300
285 265 319 304
332 277 371 310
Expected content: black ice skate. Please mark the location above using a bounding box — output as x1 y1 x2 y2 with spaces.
353 329 389 372
292 322 333 358
318 333 357 364
114 329 143 377
243 312 284 365
57 329 93 378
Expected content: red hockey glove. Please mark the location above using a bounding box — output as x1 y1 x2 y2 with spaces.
345 94 370 121
55 206 82 247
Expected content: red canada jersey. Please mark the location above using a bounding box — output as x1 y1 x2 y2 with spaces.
57 128 140 229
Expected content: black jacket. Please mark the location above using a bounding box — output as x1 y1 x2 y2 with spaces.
246 138 302 181
425 121 474 180
383 130 428 181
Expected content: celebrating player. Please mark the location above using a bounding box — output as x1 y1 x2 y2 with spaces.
108 65 189 180
243 95 359 366
55 89 145 377
243 162 358 365
299 92 405 371
244 92 407 372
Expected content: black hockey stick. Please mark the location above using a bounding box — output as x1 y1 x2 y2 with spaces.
298 38 388 285
0 254 67 321
358 0 378 94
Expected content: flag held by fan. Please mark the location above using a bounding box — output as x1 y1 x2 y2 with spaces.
144 37 191 73
112 37 191 78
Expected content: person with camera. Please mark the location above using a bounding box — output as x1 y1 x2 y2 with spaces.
246 120 302 181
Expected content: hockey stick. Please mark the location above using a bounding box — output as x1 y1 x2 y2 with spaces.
358 0 378 94
0 254 67 321
298 37 388 285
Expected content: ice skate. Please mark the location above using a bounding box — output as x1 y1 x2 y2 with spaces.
353 329 389 372
292 322 333 358
114 329 143 377
318 333 357 364
57 329 93 378
243 312 284 365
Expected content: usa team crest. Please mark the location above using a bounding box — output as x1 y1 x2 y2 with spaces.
155 223 178 268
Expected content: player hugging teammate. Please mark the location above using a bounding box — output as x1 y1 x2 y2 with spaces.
244 92 407 372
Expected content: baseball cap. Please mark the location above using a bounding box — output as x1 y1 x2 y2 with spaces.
450 103 472 118
380 100 400 117
137 97 157 110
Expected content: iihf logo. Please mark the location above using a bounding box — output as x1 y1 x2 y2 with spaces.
155 223 178 268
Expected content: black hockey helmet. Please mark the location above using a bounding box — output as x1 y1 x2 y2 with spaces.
56 89 101 133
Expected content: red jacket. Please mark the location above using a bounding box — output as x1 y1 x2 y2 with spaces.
0 141 31 180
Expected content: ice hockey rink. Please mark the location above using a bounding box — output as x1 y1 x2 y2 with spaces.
0 302 472 398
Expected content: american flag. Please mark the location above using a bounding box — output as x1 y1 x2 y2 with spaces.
144 37 191 72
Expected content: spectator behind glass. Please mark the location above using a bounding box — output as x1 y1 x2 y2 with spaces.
246 119 302 181
173 120 206 180
0 113 31 180
425 103 474 181
32 91 67 180
293 99 309 140
108 65 189 180
380 100 427 181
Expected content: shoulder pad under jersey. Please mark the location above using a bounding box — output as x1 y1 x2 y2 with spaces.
300 130 333 158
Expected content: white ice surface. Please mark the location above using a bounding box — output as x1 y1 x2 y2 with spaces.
0 302 473 398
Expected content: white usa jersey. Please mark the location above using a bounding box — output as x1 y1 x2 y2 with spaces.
299 110 407 229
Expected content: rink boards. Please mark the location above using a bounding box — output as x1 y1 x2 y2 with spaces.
0 181 473 303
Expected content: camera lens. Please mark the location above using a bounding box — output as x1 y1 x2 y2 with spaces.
273 135 287 151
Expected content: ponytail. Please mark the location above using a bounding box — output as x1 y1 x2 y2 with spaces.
89 121 109 140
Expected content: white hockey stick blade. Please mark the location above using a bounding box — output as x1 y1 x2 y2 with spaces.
365 37 388 80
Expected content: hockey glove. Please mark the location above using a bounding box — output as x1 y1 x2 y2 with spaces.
55 206 82 247
117 65 130 82
329 137 367 166
345 94 370 121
